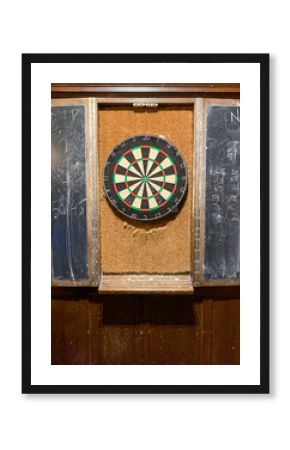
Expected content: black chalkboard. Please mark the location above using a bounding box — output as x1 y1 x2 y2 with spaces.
204 105 240 280
51 105 88 281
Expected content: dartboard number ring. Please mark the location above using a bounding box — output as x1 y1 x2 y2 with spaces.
103 135 188 221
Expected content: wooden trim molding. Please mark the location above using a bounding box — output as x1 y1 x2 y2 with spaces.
52 83 240 95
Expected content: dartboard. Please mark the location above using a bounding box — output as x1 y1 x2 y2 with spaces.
103 135 187 221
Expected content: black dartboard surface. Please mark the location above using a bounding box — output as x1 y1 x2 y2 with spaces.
103 135 188 221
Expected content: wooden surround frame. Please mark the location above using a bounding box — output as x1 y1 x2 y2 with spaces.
51 84 240 292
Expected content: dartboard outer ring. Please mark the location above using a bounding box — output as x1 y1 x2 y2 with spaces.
103 135 188 221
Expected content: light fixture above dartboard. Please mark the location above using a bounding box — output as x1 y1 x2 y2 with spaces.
103 135 188 221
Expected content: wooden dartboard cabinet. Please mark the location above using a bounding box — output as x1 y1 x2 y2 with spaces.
51 84 240 365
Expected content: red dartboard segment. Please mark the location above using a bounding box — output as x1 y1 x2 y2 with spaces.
103 135 187 221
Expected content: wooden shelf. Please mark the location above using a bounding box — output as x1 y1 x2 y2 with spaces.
98 274 194 294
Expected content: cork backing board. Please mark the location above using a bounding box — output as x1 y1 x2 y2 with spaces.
98 106 193 275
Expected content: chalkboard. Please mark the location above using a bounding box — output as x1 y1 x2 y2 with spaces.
204 105 240 280
51 105 88 281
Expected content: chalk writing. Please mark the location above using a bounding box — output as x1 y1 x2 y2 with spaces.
51 105 88 281
204 105 240 280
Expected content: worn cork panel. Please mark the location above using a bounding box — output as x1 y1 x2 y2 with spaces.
98 106 193 274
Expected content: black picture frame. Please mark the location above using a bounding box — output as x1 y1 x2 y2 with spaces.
22 53 269 394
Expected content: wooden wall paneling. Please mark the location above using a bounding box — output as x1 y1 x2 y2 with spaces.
51 98 98 286
51 299 90 364
51 291 239 365
199 298 240 364
89 296 145 364
88 299 103 364
98 325 145 365
143 296 202 364
200 299 213 364
147 325 201 365
211 299 240 364
85 295 203 365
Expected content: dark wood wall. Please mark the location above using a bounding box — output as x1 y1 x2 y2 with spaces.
52 289 239 365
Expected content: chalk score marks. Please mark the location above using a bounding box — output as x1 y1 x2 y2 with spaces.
51 105 89 282
204 105 240 280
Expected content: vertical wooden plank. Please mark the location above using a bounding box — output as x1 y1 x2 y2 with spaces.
147 325 201 365
193 98 203 286
197 99 207 287
51 299 90 364
200 299 213 364
89 296 145 365
211 299 240 364
144 297 201 365
99 326 145 364
88 300 103 364
91 98 100 285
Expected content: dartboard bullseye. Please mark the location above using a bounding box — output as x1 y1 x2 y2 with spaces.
103 135 187 221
